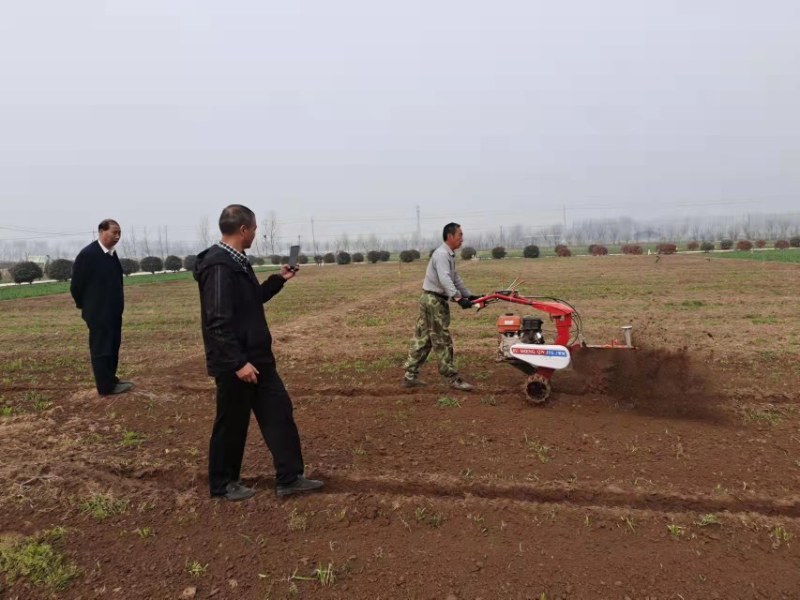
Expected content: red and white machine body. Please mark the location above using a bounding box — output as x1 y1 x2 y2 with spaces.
475 290 634 404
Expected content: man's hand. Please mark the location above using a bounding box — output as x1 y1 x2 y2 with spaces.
280 265 298 280
468 294 483 302
457 297 473 309
236 362 260 384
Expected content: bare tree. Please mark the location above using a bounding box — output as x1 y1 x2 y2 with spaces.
198 216 212 249
157 226 167 258
141 227 152 257
262 211 280 256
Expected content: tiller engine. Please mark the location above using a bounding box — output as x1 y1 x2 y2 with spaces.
473 284 634 405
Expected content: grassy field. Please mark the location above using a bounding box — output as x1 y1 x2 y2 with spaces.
710 248 800 263
0 265 281 302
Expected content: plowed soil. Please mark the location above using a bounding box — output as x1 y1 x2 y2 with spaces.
1 255 799 599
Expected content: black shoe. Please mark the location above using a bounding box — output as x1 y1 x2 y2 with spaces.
101 382 133 396
214 481 256 502
448 377 473 392
402 377 426 388
276 475 324 497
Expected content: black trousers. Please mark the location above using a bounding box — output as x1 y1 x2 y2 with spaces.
209 366 304 496
87 318 122 395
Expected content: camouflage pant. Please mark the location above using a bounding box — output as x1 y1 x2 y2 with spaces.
403 292 457 380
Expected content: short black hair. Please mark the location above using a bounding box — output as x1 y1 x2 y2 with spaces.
442 222 461 241
98 219 120 231
219 204 256 235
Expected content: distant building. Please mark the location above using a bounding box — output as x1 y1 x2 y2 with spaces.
27 254 50 268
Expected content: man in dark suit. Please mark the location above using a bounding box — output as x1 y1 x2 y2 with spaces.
71 219 132 396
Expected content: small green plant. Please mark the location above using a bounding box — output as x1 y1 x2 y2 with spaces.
480 395 497 406
289 563 336 587
0 528 80 590
120 429 147 447
742 407 782 425
0 406 14 417
621 515 636 533
437 396 461 409
333 508 347 522
770 526 793 548
696 514 720 527
414 507 443 528
79 494 129 521
186 560 208 577
524 433 552 463
352 444 367 456
313 563 335 586
288 509 307 532
23 391 52 411
667 524 685 538
134 527 154 539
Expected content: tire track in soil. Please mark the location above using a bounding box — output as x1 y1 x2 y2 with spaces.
303 473 800 520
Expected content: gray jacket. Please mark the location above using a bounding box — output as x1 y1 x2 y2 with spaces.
422 243 471 300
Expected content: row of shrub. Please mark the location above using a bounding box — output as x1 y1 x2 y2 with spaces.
5 236 800 284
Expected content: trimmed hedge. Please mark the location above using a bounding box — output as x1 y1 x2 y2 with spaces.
555 244 572 257
399 250 416 263
523 245 540 258
10 261 44 284
164 255 183 271
140 256 163 274
588 244 608 256
120 258 139 275
621 244 643 255
735 240 753 251
46 258 74 282
460 246 477 260
491 246 507 259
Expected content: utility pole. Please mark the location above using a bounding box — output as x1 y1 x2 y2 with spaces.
310 218 317 257
416 204 421 248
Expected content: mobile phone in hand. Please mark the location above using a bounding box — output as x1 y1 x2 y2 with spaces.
288 245 301 271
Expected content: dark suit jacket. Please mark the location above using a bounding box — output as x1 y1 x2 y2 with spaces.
70 241 124 327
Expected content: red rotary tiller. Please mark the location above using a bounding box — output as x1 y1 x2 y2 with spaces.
473 283 634 404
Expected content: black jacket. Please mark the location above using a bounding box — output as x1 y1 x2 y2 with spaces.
70 241 124 327
194 245 286 377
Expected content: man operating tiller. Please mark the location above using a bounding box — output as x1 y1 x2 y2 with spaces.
401 222 481 391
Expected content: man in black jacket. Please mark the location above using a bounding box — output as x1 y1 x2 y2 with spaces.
71 219 132 396
194 204 323 502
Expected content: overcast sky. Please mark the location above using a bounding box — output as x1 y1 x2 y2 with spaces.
1 0 798 247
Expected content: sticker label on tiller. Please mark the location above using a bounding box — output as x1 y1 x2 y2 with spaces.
510 347 568 357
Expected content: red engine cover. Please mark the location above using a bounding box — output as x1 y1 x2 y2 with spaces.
497 313 520 334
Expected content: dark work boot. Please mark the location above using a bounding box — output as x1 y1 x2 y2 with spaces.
214 481 256 502
276 476 325 498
